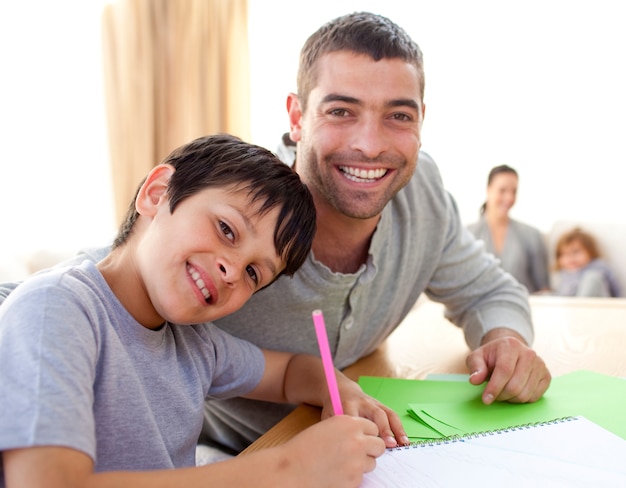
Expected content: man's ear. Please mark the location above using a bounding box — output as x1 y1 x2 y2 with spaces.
135 164 175 217
286 92 303 142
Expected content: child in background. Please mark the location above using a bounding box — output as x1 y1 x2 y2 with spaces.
0 134 406 488
553 227 622 297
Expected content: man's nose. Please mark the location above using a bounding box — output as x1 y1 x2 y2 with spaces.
350 116 389 159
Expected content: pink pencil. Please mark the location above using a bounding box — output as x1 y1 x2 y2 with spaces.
312 309 344 416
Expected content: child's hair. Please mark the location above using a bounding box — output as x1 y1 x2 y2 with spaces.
113 133 316 277
297 11 424 114
480 164 518 215
554 227 601 270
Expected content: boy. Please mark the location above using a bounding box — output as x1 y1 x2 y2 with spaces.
0 134 406 487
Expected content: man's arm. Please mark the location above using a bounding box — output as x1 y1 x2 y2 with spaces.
424 189 534 349
417 169 550 403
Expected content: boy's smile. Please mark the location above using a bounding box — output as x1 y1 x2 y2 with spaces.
186 262 217 304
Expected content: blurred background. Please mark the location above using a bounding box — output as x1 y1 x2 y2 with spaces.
1 0 624 277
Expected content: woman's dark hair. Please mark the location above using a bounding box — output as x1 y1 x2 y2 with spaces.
113 133 316 277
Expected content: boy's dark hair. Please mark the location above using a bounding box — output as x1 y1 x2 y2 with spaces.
113 134 316 276
297 11 424 113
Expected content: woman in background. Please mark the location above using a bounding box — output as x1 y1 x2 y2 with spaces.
467 165 549 294
553 227 622 297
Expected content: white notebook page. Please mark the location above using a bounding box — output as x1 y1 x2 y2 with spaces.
361 416 626 488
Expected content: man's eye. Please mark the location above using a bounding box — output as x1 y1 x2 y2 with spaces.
219 221 235 241
329 108 349 117
391 113 412 122
246 265 258 285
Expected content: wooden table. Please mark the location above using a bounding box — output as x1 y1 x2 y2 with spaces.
242 295 626 454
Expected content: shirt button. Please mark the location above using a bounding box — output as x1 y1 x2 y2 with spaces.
344 317 354 330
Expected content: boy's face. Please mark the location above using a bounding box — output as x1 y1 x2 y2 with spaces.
137 184 285 326
558 240 592 271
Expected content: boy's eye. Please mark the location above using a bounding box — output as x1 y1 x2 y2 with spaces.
219 221 235 242
246 265 259 285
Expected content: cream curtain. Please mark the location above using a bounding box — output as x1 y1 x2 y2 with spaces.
102 0 250 225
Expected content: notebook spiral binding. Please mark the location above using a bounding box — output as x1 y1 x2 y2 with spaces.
392 416 577 450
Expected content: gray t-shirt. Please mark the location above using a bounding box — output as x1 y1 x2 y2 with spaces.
0 260 264 482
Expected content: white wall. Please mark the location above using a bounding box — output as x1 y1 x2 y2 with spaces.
1 1 624 274
249 0 626 233
0 1 115 261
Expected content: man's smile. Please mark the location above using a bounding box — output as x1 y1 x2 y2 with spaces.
338 165 389 183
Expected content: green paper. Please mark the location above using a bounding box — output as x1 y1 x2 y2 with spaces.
407 407 466 437
409 396 560 437
359 370 626 440
358 375 484 439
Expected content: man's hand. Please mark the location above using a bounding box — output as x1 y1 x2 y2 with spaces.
466 328 551 404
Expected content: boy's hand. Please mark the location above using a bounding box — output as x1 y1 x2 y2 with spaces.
323 373 410 448
278 415 385 488
264 353 409 448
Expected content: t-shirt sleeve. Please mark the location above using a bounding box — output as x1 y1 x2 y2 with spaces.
0 276 98 458
202 325 265 400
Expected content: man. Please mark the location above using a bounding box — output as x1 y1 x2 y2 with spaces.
199 11 550 454
0 12 551 458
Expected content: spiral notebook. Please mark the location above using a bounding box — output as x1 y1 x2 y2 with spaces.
361 416 626 487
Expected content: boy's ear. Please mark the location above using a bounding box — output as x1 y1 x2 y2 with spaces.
286 92 303 142
135 164 175 216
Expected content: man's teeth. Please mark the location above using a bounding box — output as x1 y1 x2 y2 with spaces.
187 264 211 301
339 166 388 182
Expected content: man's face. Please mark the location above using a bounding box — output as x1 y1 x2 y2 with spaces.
289 51 425 220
